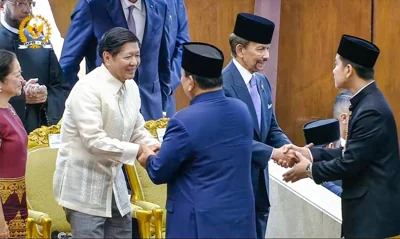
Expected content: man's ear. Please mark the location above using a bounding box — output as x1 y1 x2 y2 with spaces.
187 75 196 92
340 112 348 124
235 44 245 58
325 143 334 149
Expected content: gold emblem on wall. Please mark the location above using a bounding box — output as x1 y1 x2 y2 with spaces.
18 15 52 49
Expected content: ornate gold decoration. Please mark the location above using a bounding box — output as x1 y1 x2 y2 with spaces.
18 15 52 49
0 176 26 204
28 125 61 149
8 211 27 238
144 118 169 138
343 111 352 152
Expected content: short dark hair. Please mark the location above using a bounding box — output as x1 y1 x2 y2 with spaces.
184 70 222 90
0 50 17 83
229 33 250 57
339 55 374 80
98 27 140 61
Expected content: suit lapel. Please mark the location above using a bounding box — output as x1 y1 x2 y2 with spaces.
226 62 261 138
107 0 128 29
141 0 155 48
256 75 268 143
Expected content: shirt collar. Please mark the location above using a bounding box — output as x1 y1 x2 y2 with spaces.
100 64 124 95
340 138 346 147
232 58 254 86
351 80 375 99
121 0 143 12
1 14 19 34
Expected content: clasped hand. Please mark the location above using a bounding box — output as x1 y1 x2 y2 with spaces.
136 144 161 168
272 143 313 168
272 143 314 183
23 78 47 104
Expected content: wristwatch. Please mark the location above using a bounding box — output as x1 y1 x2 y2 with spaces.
306 163 313 179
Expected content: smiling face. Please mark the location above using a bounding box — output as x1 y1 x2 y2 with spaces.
103 42 141 82
0 58 24 98
237 41 270 73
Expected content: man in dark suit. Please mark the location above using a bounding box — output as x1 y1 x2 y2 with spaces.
222 13 296 239
59 0 170 121
283 35 400 238
302 119 342 197
164 0 190 117
0 0 70 133
137 42 257 239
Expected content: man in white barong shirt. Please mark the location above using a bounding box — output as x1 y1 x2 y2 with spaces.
53 27 160 238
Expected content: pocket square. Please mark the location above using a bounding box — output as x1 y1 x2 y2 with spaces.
268 104 272 109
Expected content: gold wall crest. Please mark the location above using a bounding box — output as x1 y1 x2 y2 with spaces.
18 15 52 49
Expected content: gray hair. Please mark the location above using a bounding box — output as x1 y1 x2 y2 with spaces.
333 90 352 118
229 33 250 57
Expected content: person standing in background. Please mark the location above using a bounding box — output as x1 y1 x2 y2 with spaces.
60 0 170 121
0 0 70 133
164 0 190 117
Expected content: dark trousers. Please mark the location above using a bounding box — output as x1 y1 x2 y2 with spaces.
255 210 269 239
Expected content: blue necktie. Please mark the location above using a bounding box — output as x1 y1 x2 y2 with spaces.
249 75 261 129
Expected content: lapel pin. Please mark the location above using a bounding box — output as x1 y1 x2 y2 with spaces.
150 4 154 8
261 84 264 90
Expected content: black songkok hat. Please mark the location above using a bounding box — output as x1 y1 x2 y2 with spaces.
181 42 224 78
233 13 275 44
337 34 380 68
303 119 340 146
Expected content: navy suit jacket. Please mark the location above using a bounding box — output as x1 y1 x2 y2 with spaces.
310 82 400 238
222 61 291 211
164 0 190 116
0 24 70 133
146 90 256 238
60 0 170 120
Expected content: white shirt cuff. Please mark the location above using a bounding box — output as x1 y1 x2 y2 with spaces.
121 143 140 166
307 148 313 162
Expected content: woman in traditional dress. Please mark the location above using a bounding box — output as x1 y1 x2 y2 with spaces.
0 49 28 238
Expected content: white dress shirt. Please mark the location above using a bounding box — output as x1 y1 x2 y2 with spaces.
121 0 146 43
53 64 158 217
340 137 346 147
232 58 255 92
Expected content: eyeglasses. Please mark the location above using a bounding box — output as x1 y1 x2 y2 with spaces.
7 1 36 8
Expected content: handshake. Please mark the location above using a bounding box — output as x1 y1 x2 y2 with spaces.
271 143 313 167
136 144 161 168
271 143 314 183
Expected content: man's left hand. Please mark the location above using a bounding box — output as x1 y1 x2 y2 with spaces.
282 152 311 183
137 144 156 168
148 144 161 154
